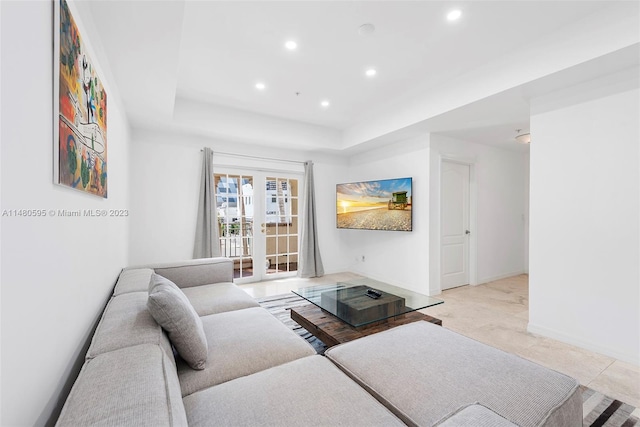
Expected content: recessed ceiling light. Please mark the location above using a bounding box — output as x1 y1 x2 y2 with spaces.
285 40 297 50
255 82 266 90
447 9 462 21
320 100 330 108
365 68 377 77
358 23 375 36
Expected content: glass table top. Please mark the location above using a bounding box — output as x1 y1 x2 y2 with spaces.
292 277 443 327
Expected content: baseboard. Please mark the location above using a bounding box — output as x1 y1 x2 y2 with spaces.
476 270 526 285
527 322 640 366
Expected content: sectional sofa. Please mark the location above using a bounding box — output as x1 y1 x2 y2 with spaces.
56 257 582 426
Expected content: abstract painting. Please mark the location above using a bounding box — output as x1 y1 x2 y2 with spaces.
54 0 107 197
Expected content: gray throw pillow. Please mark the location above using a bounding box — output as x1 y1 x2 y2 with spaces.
147 273 208 370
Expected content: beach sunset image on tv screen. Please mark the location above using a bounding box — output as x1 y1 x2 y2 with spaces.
336 177 412 231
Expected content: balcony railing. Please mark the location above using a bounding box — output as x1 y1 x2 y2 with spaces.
219 219 252 258
219 235 252 258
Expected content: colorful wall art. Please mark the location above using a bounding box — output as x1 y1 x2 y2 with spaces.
55 0 107 197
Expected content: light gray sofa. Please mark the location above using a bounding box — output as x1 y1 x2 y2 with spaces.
56 258 403 426
56 257 581 426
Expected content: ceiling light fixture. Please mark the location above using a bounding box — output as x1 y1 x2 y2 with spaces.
515 129 531 144
320 100 330 108
255 82 266 90
285 40 297 50
365 68 377 77
447 9 462 21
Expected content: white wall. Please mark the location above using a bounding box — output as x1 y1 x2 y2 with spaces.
311 160 352 274
342 136 431 295
429 135 528 294
128 130 202 265
0 1 130 425
341 133 527 296
529 86 639 364
128 129 350 273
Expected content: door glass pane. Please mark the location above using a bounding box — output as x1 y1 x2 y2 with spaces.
289 235 298 253
215 173 254 279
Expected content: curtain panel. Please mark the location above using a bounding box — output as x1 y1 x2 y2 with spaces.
298 161 324 277
193 147 221 258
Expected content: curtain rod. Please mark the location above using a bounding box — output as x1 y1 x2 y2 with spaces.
200 148 306 165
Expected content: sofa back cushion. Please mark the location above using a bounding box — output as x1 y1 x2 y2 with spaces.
86 292 173 362
56 344 187 427
151 258 233 288
148 274 208 370
114 268 154 295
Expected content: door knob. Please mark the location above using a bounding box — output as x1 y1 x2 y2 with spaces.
465 230 471 235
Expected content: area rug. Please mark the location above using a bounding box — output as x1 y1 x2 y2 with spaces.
258 293 327 354
257 293 639 427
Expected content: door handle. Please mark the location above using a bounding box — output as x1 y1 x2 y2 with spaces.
465 230 471 235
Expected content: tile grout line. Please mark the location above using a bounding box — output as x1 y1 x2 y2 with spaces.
586 359 617 389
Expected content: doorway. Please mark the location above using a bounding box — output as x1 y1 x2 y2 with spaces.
214 170 301 283
440 161 471 290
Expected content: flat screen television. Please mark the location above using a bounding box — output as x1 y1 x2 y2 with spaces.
336 177 412 231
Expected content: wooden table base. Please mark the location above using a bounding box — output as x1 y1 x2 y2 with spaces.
290 304 442 347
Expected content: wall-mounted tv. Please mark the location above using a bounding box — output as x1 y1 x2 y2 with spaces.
336 177 412 231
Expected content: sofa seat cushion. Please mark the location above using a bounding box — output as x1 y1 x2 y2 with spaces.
326 321 582 427
56 344 187 427
180 282 259 316
436 404 518 427
86 292 173 361
177 307 316 397
114 268 153 295
148 274 208 370
183 355 405 427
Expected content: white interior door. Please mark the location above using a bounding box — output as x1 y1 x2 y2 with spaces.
441 161 470 290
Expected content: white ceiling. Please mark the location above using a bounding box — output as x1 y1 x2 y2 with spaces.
83 1 640 153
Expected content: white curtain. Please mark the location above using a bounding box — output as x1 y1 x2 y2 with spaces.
298 161 324 277
193 147 221 258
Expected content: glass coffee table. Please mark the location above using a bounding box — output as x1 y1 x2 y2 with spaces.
291 277 443 347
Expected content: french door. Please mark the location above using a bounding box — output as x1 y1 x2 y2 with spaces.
214 169 300 283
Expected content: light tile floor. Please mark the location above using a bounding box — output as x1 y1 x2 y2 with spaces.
239 272 640 408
